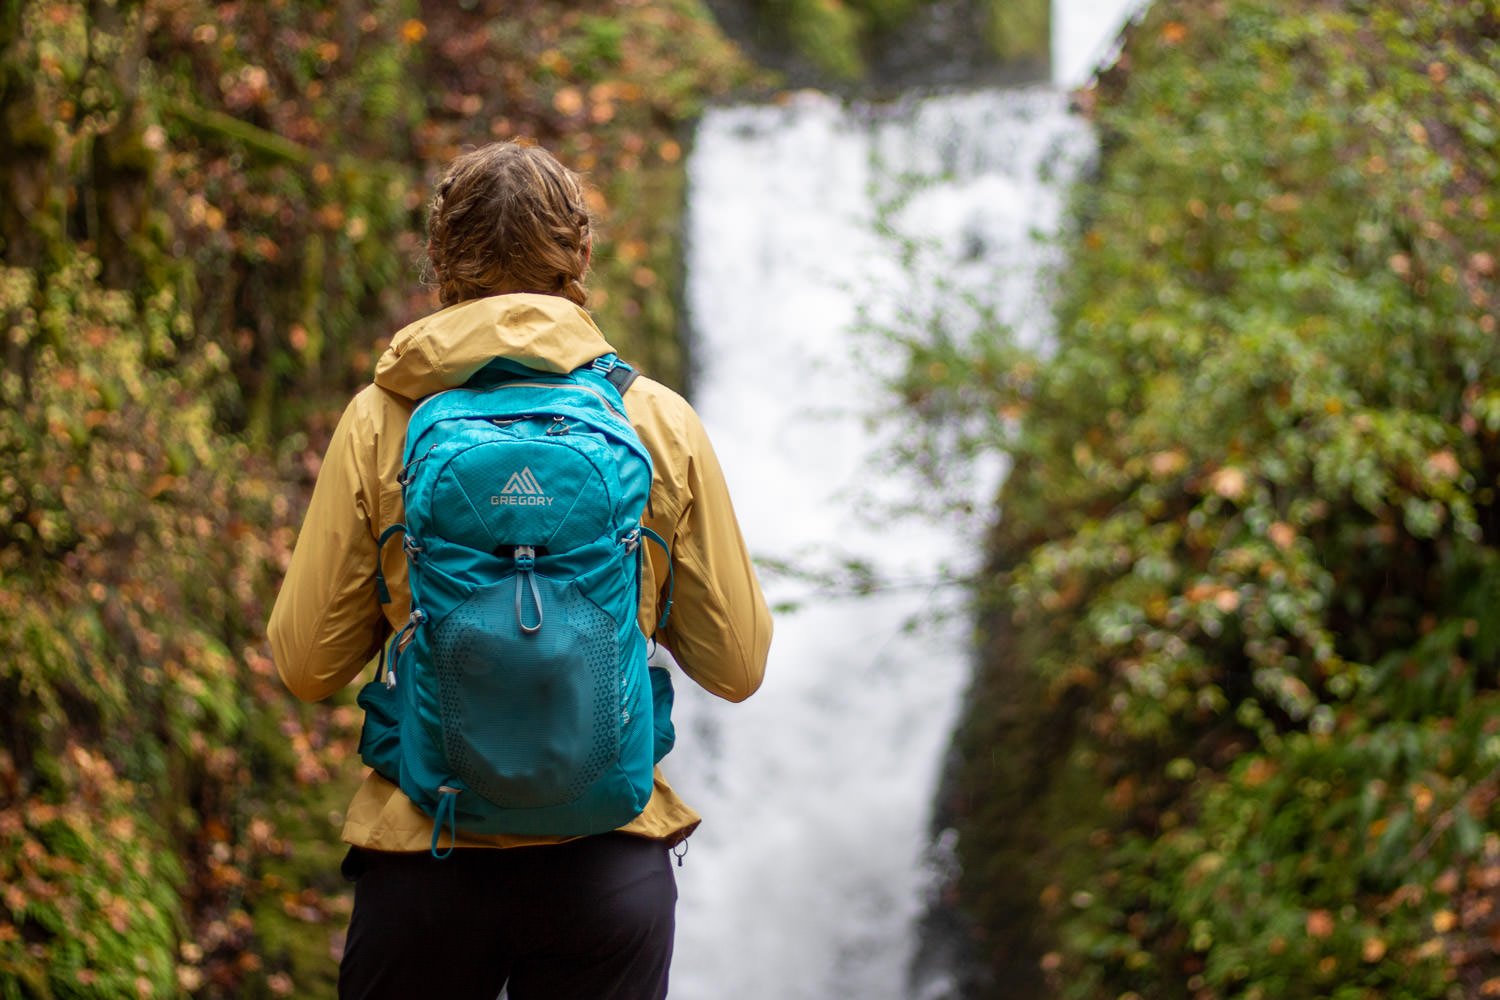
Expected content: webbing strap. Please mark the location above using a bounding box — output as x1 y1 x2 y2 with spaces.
430 787 460 859
640 525 674 634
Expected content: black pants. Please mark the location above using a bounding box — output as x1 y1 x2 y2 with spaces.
338 834 677 1000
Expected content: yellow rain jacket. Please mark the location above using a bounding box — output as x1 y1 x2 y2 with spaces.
268 293 772 852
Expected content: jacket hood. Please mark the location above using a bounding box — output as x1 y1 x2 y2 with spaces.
373 293 616 401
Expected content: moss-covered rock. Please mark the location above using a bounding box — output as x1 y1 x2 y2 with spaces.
701 0 1049 91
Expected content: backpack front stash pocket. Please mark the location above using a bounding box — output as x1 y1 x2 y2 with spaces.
428 573 621 810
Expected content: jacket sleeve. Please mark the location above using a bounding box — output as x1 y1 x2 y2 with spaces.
268 394 388 702
655 407 772 703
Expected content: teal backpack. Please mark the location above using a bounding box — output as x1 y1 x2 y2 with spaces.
357 354 674 855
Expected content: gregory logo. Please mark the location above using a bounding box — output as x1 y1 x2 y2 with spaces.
492 467 553 506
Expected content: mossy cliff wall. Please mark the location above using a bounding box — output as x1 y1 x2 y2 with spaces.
0 1 757 995
937 1 1500 996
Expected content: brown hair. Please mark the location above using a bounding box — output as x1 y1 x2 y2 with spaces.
425 141 594 307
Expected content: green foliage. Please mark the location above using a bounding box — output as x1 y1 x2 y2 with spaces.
0 748 184 999
768 0 870 79
875 0 1500 995
0 249 271 996
985 0 1048 64
1058 714 1500 999
144 0 430 439
737 0 1047 82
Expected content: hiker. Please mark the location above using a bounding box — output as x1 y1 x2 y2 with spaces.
267 140 772 1000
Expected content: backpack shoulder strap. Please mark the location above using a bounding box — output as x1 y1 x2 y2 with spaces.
587 353 639 396
606 365 639 394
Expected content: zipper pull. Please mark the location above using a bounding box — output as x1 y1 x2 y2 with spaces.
514 545 543 634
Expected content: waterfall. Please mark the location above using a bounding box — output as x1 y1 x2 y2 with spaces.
1053 0 1152 91
664 6 1141 997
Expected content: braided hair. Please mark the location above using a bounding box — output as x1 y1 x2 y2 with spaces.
425 141 594 307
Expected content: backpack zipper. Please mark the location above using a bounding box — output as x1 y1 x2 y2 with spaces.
411 379 627 423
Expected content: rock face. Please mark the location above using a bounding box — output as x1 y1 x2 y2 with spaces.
700 0 1049 95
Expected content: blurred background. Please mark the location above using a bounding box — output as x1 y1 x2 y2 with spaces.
2 0 1498 997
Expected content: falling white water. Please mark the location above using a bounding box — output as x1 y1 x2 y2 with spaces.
1052 0 1153 89
662 6 1141 1000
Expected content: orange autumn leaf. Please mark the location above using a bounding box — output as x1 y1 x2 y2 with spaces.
1306 909 1334 938
553 87 585 117
1210 466 1247 500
